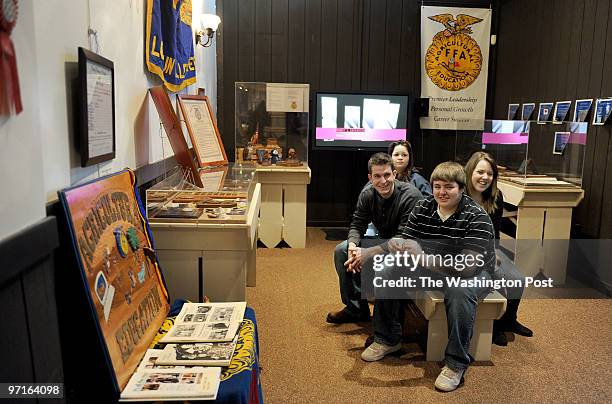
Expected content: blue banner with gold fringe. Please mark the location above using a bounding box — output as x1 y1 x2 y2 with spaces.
146 0 196 92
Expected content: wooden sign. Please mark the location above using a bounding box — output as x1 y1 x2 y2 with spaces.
58 169 170 389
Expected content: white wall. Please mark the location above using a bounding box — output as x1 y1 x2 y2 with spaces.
0 0 45 241
0 0 218 241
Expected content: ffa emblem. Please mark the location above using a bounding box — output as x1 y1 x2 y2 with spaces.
425 13 483 91
114 227 130 258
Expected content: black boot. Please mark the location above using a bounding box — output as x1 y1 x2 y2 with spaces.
492 320 508 346
502 299 533 337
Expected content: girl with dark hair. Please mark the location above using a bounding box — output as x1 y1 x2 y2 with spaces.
464 151 533 346
387 141 432 196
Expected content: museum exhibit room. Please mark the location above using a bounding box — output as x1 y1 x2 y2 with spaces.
1 0 612 402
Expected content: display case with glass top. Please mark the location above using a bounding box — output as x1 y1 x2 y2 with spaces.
146 163 257 224
454 119 587 189
234 82 309 168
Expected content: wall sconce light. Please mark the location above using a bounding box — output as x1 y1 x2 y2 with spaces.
195 14 221 47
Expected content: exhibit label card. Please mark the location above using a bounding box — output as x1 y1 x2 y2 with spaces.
266 83 310 112
553 101 572 124
522 103 535 120
573 99 592 122
420 6 492 130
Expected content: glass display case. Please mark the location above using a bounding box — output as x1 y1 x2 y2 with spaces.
454 120 587 188
146 163 256 223
234 82 309 168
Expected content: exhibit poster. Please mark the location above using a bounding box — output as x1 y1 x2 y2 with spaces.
59 170 170 389
593 98 612 125
507 104 519 120
553 132 570 155
573 99 593 122
537 102 554 123
420 6 492 130
553 101 572 124
522 103 535 120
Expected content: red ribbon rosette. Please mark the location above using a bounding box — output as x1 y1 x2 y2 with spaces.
0 0 22 116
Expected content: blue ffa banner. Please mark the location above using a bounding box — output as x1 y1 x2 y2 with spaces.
146 0 196 92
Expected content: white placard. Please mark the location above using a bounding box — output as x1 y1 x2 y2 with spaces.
266 83 310 112
86 61 114 158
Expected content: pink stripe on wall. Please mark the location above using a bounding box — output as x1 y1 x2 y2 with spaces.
481 132 529 145
568 133 587 145
316 128 406 141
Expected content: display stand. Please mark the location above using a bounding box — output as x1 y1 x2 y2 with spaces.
256 165 311 248
497 180 584 284
150 183 261 301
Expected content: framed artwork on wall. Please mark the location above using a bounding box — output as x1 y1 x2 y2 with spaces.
78 47 116 167
177 95 228 167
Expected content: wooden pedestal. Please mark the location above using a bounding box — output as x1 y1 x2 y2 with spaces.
497 180 584 284
256 165 311 248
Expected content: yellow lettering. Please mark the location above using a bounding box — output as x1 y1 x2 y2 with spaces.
151 36 160 58
163 57 175 75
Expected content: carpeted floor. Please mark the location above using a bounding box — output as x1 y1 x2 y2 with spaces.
247 228 612 403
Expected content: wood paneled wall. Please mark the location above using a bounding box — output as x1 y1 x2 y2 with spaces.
217 0 494 226
493 0 612 238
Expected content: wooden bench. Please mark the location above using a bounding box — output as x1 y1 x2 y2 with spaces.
414 290 507 361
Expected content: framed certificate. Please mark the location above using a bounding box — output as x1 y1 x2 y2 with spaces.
78 47 116 167
177 95 228 167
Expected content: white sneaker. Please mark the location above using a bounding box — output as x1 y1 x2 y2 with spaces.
360 341 401 362
434 365 465 392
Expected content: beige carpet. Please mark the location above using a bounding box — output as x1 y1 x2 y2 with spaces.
247 228 612 403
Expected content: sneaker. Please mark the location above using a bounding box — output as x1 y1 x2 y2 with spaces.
507 321 533 337
361 341 401 362
434 365 465 392
326 307 370 324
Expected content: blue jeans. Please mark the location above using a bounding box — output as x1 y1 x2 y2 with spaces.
334 240 367 314
373 269 492 371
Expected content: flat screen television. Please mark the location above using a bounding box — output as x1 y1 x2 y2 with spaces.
313 91 410 150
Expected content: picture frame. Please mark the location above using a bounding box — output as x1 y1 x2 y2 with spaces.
537 102 553 124
507 103 519 120
521 103 535 120
177 95 228 167
592 98 612 125
573 99 593 122
149 86 203 187
553 101 572 124
553 132 570 155
78 47 116 167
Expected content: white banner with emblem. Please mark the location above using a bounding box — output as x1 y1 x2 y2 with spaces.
420 6 491 130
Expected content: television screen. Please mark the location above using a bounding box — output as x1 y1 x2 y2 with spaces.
314 92 410 149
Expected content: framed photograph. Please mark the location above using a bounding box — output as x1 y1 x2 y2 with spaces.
78 47 116 167
149 86 203 187
553 101 572 124
537 102 554 124
593 98 612 125
177 95 228 167
507 103 519 120
553 132 570 155
521 103 535 120
573 99 593 122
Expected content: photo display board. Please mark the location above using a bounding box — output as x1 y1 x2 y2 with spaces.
59 170 170 389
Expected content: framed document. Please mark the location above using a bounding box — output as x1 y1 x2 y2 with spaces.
78 47 116 167
573 99 592 122
149 86 203 187
537 102 553 124
553 132 570 155
521 103 535 120
177 95 228 167
593 98 612 125
507 103 519 120
553 101 572 124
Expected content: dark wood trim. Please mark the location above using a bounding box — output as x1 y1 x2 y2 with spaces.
0 216 59 286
